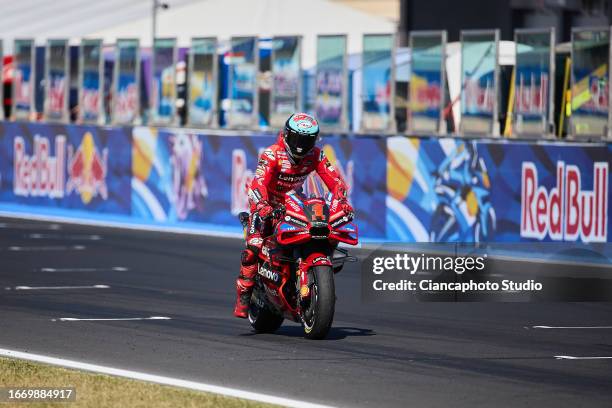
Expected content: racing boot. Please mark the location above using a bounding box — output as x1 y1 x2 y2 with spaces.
233 278 254 318
234 250 257 318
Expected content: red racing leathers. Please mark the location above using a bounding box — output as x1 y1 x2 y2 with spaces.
234 134 351 316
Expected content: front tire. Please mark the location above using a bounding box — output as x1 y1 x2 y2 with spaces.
302 266 335 340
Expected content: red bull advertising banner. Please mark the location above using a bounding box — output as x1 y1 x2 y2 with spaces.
0 122 610 243
45 39 69 122
387 136 611 243
151 38 177 125
188 37 218 127
521 160 608 242
12 39 35 120
315 35 347 131
79 39 104 124
460 30 500 135
113 39 140 125
570 28 610 138
361 34 394 132
270 36 302 128
408 31 446 134
0 122 131 213
513 29 554 136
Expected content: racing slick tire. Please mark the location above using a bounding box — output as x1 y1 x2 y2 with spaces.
248 292 284 333
302 266 335 340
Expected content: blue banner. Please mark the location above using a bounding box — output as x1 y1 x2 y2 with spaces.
0 122 131 214
387 136 611 243
1 122 609 243
131 128 387 238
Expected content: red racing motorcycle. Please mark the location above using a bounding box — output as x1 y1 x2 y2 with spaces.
239 190 358 339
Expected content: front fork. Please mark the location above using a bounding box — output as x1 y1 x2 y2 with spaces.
297 253 333 300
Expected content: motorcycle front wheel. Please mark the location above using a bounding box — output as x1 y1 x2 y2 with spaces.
301 265 335 340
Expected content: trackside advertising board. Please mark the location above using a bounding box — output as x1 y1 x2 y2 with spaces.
0 122 610 242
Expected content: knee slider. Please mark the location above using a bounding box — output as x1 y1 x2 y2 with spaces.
241 248 257 266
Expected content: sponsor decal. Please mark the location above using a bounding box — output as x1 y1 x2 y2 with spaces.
248 237 263 246
521 161 608 242
287 199 302 213
279 222 298 231
265 286 279 297
278 173 308 183
284 215 308 228
312 256 331 265
331 215 349 228
258 263 280 284
263 149 275 160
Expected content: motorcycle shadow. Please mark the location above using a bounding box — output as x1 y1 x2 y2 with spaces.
241 326 376 340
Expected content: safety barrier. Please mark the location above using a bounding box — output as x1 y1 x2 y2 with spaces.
0 121 609 242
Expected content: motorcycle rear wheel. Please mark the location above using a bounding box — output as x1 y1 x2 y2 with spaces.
302 266 335 340
248 291 284 334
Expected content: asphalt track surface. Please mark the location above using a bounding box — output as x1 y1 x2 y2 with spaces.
1 216 611 407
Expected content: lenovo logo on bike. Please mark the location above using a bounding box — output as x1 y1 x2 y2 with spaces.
521 161 608 242
258 263 280 284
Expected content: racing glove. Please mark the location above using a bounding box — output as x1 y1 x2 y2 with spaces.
256 202 274 219
339 199 353 215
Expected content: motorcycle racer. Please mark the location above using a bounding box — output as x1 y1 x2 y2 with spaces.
234 112 353 318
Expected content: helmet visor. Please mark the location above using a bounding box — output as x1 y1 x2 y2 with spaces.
285 130 317 158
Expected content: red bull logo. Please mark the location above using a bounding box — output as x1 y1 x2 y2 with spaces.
81 89 100 118
66 132 108 204
14 135 66 198
515 73 548 115
48 77 66 113
114 83 139 122
521 161 608 242
464 78 494 113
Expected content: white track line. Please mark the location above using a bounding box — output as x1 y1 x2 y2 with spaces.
0 222 62 230
555 355 612 360
0 348 335 408
10 285 110 291
40 267 128 272
6 245 86 251
53 316 170 322
28 233 102 240
0 211 243 239
533 326 612 329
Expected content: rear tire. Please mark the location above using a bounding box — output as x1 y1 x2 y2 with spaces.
302 266 335 340
248 292 284 333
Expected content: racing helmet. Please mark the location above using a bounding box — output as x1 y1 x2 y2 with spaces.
283 113 319 162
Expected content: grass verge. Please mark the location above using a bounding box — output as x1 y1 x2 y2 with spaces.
0 357 276 408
